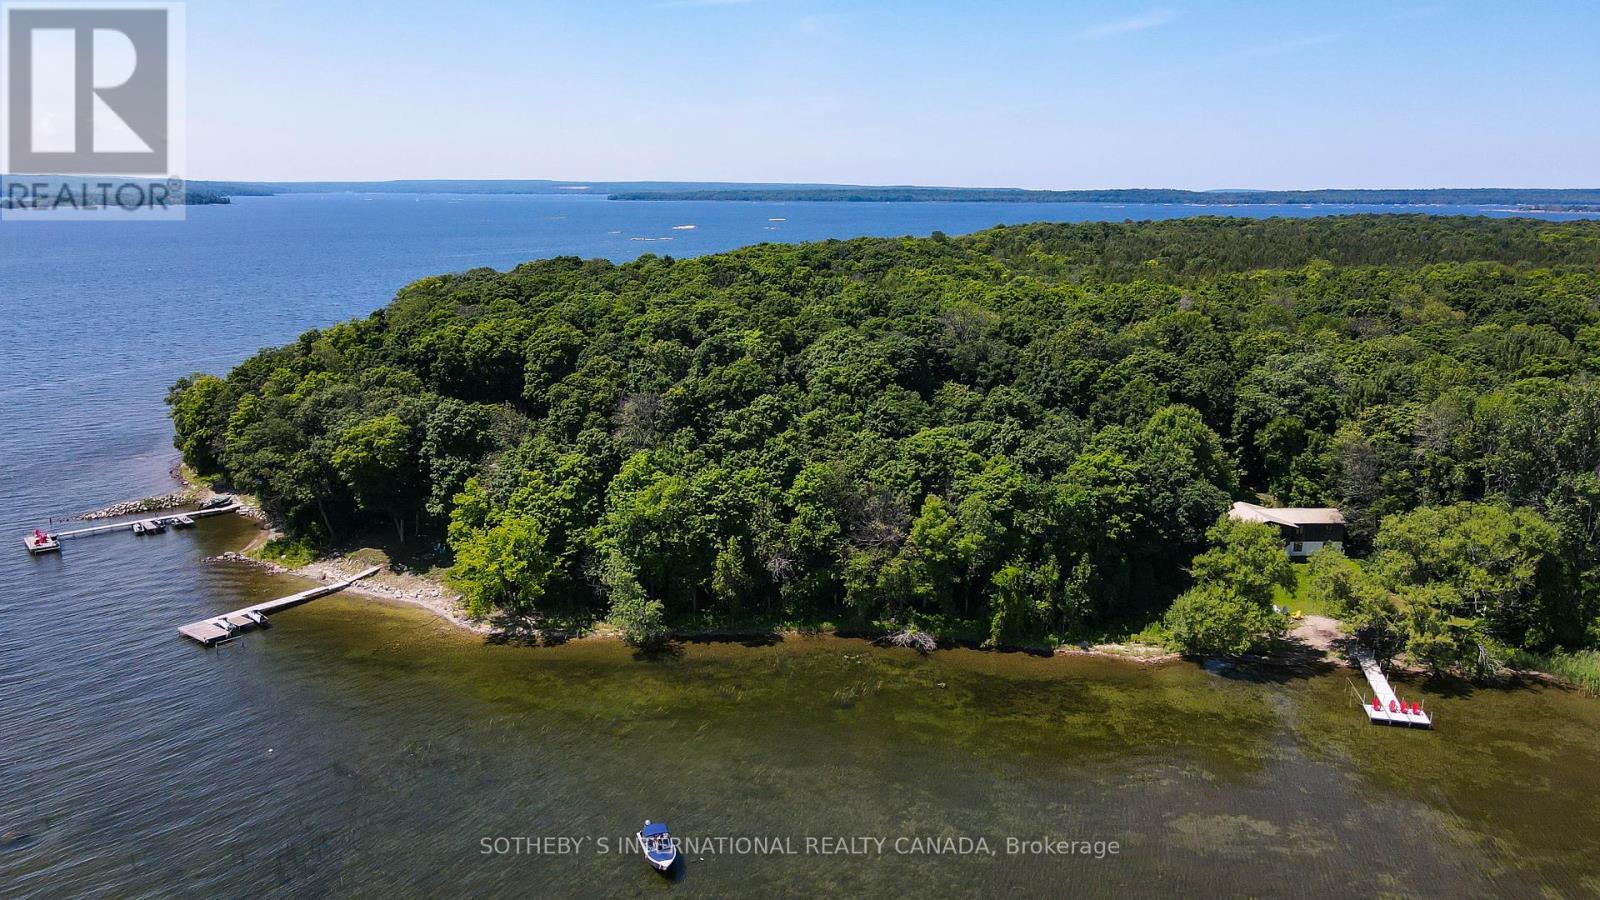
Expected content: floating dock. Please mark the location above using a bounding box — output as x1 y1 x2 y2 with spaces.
178 565 381 646
21 503 240 551
1354 646 1433 729
22 531 60 554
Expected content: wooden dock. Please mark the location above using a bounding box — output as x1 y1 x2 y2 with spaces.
178 565 381 646
22 531 60 554
22 503 240 549
1354 646 1433 729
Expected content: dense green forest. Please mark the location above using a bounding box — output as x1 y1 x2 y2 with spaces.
169 216 1600 670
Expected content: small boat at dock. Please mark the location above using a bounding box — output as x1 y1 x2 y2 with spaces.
19 501 243 557
637 820 677 872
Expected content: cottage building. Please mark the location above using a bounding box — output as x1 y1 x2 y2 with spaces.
1227 501 1346 559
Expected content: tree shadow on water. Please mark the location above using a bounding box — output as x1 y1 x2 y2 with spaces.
1193 632 1343 684
675 630 784 648
481 613 574 648
1412 668 1548 700
629 640 686 662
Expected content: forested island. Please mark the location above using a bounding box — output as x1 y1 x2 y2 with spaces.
100 179 1600 211
184 189 234 205
0 186 233 207
168 216 1600 679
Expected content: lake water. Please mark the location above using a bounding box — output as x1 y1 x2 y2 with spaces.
2 195 1598 897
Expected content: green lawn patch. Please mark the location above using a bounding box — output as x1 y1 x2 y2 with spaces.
253 536 319 568
1274 561 1341 618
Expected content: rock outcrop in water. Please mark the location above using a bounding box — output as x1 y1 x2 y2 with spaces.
78 492 195 520
204 551 290 574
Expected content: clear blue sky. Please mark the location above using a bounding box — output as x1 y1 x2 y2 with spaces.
188 0 1600 187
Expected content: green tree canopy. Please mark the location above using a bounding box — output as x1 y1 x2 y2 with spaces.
165 216 1600 649
1165 517 1293 655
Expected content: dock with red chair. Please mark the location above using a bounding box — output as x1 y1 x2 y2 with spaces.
1354 646 1432 729
19 503 240 554
22 529 60 554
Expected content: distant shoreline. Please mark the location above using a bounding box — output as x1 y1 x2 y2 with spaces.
604 187 1600 207
82 178 1600 212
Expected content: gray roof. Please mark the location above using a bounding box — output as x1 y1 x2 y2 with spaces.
1228 501 1346 528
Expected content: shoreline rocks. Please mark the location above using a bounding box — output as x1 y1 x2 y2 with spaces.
204 551 290 574
80 463 272 526
78 492 195 520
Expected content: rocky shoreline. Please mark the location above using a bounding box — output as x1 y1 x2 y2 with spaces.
76 461 271 524
78 491 196 520
205 547 491 634
204 550 291 574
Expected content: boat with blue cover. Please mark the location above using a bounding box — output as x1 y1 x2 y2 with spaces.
636 820 677 872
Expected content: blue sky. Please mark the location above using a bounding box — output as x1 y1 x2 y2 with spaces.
187 0 1600 187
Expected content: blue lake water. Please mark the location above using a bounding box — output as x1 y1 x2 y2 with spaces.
3 195 1598 898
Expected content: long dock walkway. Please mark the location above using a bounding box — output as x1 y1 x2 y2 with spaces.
49 503 240 540
178 565 381 646
1354 646 1433 728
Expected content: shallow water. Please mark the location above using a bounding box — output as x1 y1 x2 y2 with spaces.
3 195 1600 897
5 512 1600 897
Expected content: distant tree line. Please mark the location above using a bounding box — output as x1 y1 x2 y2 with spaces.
608 187 1600 207
169 215 1600 665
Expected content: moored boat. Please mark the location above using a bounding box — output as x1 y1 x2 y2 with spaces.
636 820 677 872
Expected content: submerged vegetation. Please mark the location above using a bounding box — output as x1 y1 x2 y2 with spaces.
169 216 1600 664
